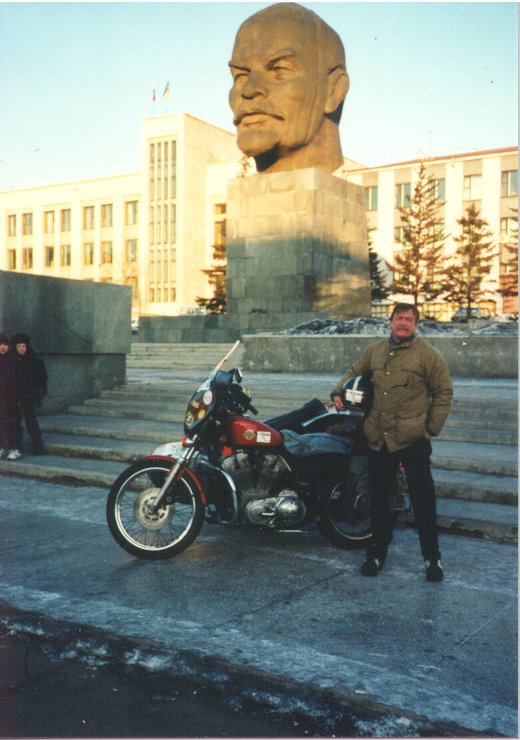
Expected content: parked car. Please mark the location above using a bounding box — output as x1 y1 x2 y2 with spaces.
451 307 494 323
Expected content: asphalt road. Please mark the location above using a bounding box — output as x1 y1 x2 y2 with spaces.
0 474 517 737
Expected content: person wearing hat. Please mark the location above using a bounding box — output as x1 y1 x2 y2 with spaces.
0 333 20 460
12 333 47 456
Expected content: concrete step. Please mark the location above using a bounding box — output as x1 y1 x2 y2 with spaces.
37 415 518 502
128 342 234 369
432 440 517 477
32 432 519 509
0 451 515 545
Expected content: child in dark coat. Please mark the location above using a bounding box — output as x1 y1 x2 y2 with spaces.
12 333 48 455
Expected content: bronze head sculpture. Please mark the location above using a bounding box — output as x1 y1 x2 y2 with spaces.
229 2 349 174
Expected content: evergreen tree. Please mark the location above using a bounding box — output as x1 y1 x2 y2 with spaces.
442 203 496 313
390 161 446 305
368 245 391 301
496 207 518 305
195 242 227 314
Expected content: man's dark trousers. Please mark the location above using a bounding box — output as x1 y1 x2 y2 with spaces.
366 437 440 563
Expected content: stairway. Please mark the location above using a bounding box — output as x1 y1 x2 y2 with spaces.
1 343 517 545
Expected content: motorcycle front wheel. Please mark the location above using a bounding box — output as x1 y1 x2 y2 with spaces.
106 459 205 559
316 459 372 549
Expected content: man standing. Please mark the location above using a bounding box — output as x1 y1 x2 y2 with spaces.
12 333 47 456
331 304 453 581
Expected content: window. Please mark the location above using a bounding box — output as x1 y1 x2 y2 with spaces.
22 213 33 235
101 240 113 264
149 206 155 245
364 186 378 211
60 244 71 266
101 204 113 228
8 250 16 269
463 174 482 201
170 203 176 243
395 183 411 208
126 239 138 262
433 178 445 202
22 248 33 269
125 201 138 225
45 246 54 267
394 226 405 244
214 219 226 247
7 214 16 237
83 242 94 265
501 170 518 197
83 206 95 230
60 209 71 232
170 140 177 199
500 217 517 242
163 203 168 243
44 210 55 234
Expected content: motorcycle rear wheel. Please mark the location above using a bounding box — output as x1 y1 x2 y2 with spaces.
316 471 372 550
107 459 205 559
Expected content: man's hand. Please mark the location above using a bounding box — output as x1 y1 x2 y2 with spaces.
424 431 431 440
333 394 345 411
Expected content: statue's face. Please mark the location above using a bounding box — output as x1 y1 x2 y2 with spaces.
229 15 328 162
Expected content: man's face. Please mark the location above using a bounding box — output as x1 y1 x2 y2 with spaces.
229 16 328 161
389 310 418 341
16 343 27 355
0 343 9 355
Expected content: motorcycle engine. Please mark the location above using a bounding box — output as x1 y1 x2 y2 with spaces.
221 451 306 527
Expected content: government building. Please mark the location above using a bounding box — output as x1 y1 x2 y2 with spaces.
1 112 517 320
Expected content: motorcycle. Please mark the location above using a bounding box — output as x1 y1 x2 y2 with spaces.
106 342 389 560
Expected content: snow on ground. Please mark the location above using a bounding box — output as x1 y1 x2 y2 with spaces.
278 318 518 336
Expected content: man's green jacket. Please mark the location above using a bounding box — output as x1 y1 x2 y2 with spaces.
332 337 453 453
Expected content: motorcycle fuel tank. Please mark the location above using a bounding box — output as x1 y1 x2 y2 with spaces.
227 417 283 447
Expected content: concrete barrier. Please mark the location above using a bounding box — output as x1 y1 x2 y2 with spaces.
0 271 131 412
242 334 518 378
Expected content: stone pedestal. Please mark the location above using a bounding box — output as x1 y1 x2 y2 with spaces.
226 168 370 332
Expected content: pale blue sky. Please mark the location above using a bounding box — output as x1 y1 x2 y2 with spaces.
0 2 517 190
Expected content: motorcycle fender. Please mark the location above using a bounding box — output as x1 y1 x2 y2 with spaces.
144 455 208 505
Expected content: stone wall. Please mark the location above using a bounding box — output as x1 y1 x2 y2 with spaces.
0 271 131 412
242 334 518 378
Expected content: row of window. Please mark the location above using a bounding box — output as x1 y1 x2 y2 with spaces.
7 239 138 270
364 170 518 212
393 216 516 246
149 140 177 203
6 201 139 237
149 203 177 246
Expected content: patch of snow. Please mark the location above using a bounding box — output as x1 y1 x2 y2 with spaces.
277 318 518 336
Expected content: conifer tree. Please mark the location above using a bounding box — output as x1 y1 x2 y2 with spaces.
442 203 496 313
195 242 227 314
368 245 391 301
390 162 446 305
496 207 518 307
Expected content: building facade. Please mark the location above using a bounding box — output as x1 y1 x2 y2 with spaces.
0 112 517 320
0 113 241 318
346 147 518 317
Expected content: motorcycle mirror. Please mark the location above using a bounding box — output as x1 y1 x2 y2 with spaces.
234 368 243 383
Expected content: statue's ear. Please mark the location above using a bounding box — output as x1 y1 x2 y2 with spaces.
325 68 349 117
